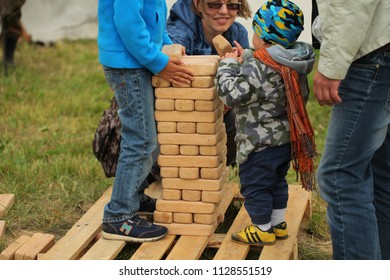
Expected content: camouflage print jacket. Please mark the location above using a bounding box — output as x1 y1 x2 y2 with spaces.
215 42 315 164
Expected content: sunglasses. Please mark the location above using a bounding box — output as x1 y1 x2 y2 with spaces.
205 1 241 10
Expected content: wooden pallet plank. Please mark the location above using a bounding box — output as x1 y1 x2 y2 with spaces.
39 187 112 260
23 234 55 260
166 235 209 260
80 237 126 260
0 235 31 260
0 194 16 218
14 233 55 260
259 185 310 260
213 206 251 260
130 235 176 260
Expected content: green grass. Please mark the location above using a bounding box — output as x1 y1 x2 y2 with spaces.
0 40 331 259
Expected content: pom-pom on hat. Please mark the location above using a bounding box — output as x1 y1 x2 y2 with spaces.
252 0 304 48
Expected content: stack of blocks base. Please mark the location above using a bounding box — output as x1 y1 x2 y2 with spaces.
153 48 232 236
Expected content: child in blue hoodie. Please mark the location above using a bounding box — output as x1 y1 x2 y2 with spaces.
97 0 193 242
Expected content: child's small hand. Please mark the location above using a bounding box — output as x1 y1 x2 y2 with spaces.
222 50 242 63
233 41 244 57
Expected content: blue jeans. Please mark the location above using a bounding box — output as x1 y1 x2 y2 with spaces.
239 144 291 225
318 50 390 259
102 67 157 223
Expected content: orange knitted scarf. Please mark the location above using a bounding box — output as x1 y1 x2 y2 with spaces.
254 48 316 191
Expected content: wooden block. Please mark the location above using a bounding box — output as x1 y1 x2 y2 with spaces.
152 76 171 87
183 55 220 62
154 211 174 223
0 235 31 260
157 122 177 133
157 220 218 236
158 131 219 146
156 200 216 214
144 181 162 200
0 220 5 241
179 145 199 156
201 161 226 180
162 44 183 59
175 99 195 111
160 167 179 178
199 132 226 156
195 97 222 112
162 171 227 191
182 190 202 201
173 82 191 88
155 108 220 123
195 181 238 225
179 167 200 180
158 154 220 168
212 34 234 57
192 75 215 88
155 87 216 101
177 122 196 134
183 60 218 76
0 194 16 218
196 115 223 134
160 144 180 155
155 99 175 111
173 213 193 224
162 189 182 200
202 190 223 204
14 233 55 260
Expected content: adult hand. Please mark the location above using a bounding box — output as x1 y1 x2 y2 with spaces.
158 57 193 87
314 71 342 106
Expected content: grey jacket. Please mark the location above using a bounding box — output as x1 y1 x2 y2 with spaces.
215 42 315 163
317 0 390 79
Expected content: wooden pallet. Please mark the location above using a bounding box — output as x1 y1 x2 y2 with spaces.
29 182 310 260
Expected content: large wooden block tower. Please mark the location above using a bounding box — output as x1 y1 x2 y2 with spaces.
152 45 237 235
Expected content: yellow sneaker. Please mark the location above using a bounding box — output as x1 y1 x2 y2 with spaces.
231 225 275 246
274 222 288 239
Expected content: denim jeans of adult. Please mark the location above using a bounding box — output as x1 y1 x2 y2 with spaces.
102 67 157 223
318 50 390 259
239 144 291 225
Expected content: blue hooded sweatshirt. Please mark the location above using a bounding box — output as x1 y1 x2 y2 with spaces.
98 0 172 74
166 0 249 55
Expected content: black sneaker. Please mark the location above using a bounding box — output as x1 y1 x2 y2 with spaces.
102 215 168 242
138 196 156 215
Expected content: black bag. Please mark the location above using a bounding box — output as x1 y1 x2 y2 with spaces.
92 97 121 177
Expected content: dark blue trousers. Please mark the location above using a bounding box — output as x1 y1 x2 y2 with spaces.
239 144 291 225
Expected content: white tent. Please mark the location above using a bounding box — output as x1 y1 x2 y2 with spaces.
22 0 313 45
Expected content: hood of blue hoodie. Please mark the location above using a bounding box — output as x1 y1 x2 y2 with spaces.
168 0 198 34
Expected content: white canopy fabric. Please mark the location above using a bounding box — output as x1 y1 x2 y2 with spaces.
21 0 312 45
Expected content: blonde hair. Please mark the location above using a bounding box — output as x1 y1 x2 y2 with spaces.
191 0 252 19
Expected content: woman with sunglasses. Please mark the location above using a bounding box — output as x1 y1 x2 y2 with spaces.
167 0 251 56
164 0 252 171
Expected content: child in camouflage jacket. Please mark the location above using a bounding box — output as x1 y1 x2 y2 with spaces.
215 0 315 246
